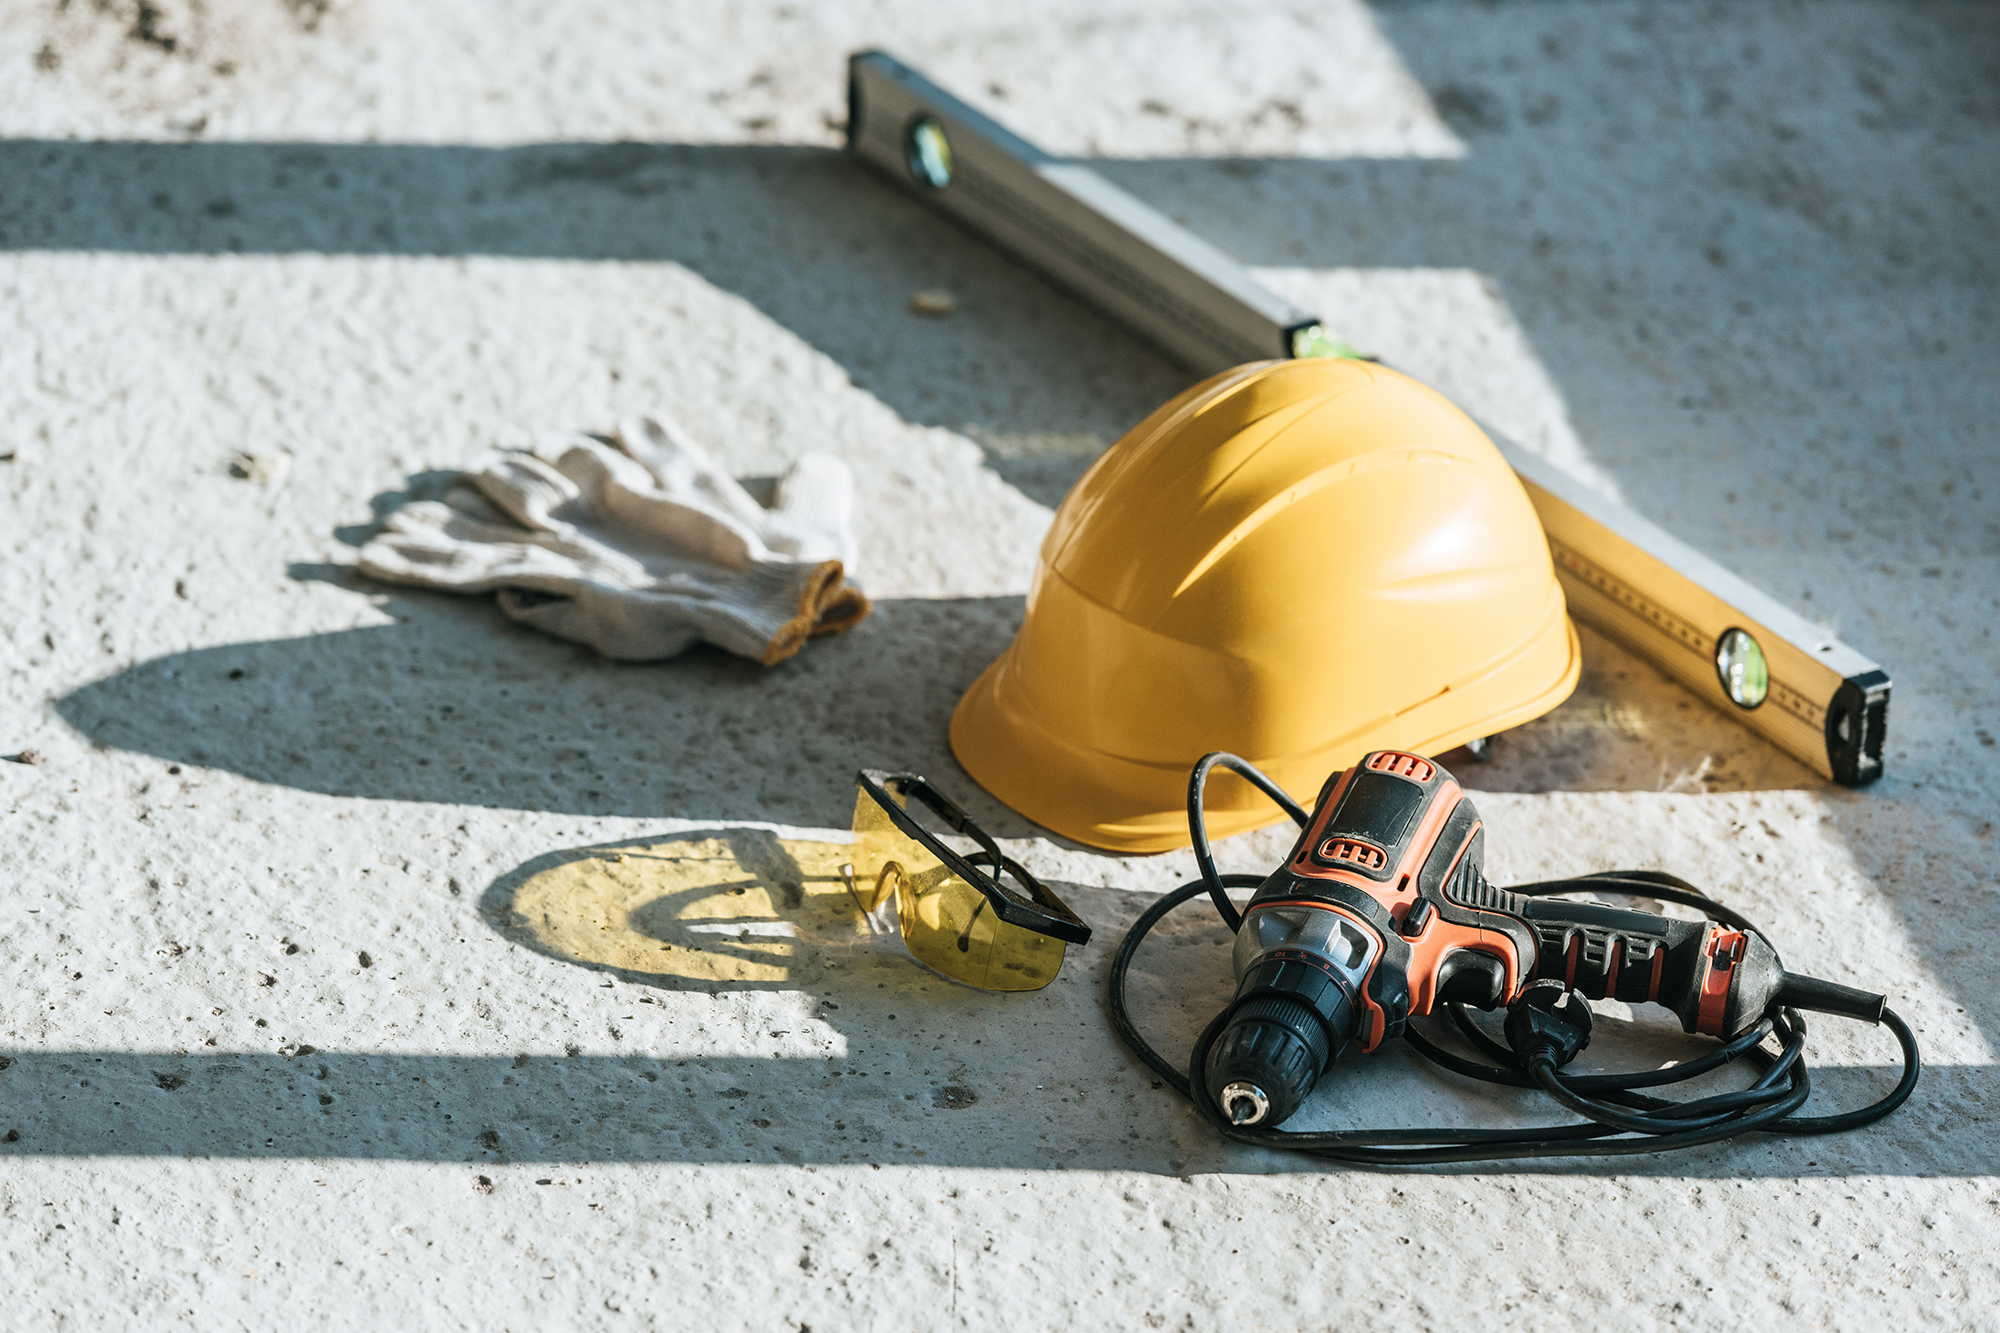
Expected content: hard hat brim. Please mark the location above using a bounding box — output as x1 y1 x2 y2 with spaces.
949 617 1581 855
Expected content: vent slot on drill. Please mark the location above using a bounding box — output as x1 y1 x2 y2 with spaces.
1318 838 1387 870
1365 752 1436 783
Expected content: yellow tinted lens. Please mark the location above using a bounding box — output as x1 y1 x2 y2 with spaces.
850 785 1066 992
852 786 929 911
895 871 1066 992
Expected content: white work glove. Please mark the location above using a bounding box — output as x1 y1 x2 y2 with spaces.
356 416 871 664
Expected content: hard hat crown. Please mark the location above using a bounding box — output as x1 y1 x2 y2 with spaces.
953 358 1579 853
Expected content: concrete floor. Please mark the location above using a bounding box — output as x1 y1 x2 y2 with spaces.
2 1 1996 1327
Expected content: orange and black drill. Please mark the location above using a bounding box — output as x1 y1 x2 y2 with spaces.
1201 750 1893 1129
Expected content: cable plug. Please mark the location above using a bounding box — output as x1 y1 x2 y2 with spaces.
1504 980 1594 1068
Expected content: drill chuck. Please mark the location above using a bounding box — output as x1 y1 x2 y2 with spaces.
1203 992 1339 1128
1206 899 1377 1128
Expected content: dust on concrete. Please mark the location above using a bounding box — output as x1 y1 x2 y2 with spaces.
22 0 368 129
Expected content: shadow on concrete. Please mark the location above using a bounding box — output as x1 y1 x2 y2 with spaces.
0 1047 1962 1175
0 870 1970 1176
0 137 1187 480
54 593 1034 834
54 595 1838 839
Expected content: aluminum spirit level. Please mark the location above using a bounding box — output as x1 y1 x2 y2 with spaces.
845 50 1889 785
846 50 1323 372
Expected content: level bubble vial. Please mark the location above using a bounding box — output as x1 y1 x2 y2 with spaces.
1715 627 1769 709
905 116 954 190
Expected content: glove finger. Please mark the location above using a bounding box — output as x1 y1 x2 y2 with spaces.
361 500 653 594
549 438 767 569
616 415 769 528
545 437 660 504
359 501 526 586
467 451 587 532
766 453 857 566
381 498 525 544
359 533 587 592
441 483 514 527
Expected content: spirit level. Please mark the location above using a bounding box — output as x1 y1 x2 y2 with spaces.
846 50 1326 373
845 50 1888 785
1496 442 1887 784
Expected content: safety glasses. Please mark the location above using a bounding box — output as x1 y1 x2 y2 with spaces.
844 769 1090 992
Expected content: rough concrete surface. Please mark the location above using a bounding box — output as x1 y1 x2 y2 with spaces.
1 1 1996 1328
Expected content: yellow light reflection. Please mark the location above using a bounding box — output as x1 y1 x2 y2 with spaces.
502 832 863 988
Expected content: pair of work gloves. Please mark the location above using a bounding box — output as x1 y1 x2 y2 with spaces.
357 418 870 664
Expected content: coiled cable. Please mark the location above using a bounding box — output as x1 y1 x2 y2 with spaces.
1108 756 1922 1164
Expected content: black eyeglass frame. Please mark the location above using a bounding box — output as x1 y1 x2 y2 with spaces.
854 769 1092 946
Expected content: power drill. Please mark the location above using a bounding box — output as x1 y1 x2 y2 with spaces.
1204 749 1889 1128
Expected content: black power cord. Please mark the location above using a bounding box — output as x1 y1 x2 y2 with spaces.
1109 762 1922 1165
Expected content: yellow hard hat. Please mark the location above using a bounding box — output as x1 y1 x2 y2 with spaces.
950 357 1580 853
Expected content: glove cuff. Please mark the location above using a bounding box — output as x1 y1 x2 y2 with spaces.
754 560 869 665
